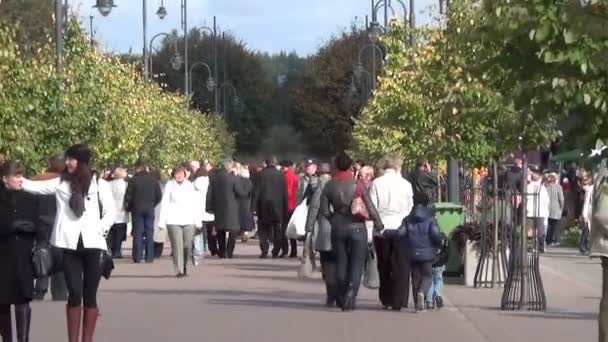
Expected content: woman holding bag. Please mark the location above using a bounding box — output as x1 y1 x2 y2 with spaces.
303 163 335 306
21 144 115 342
0 161 40 342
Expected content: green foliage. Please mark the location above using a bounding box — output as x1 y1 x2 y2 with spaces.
353 0 608 164
293 26 374 157
0 20 233 173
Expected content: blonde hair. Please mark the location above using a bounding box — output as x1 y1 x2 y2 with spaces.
360 166 374 179
112 167 128 179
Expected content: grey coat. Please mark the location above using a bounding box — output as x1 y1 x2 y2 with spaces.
305 175 332 252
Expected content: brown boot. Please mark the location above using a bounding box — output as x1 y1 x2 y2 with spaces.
66 306 82 342
81 308 99 342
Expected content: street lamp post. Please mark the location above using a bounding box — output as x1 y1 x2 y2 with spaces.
191 18 219 113
369 0 413 45
149 32 182 78
357 43 384 90
181 0 189 96
218 82 241 123
188 62 215 96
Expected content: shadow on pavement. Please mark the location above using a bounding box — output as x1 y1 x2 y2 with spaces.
100 288 322 300
224 263 299 272
501 310 597 321
228 273 321 283
110 274 176 279
206 298 391 313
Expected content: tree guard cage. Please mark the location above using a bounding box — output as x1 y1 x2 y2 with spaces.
500 159 547 311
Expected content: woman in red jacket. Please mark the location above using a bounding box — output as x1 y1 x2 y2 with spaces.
281 160 300 258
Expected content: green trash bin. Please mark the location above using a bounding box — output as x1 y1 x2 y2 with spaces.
433 202 465 275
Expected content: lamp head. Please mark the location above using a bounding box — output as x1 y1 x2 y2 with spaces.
93 0 116 17
156 6 167 20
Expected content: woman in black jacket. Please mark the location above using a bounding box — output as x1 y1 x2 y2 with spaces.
0 161 40 342
320 153 383 311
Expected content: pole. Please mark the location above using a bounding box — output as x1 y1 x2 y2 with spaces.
409 0 415 46
519 157 528 309
492 161 499 288
447 158 459 202
55 0 64 110
143 0 149 82
89 15 94 47
384 0 388 29
183 0 189 97
213 16 219 113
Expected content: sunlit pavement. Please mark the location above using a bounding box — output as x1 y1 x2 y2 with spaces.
30 243 598 342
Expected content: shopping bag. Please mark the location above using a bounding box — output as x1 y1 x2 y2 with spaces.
192 231 205 266
363 244 379 289
286 202 308 239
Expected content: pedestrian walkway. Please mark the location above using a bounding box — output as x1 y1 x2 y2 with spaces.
30 244 597 341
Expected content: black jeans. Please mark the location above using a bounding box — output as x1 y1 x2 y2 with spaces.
579 220 591 254
411 260 433 300
107 223 127 257
331 226 368 306
34 246 68 300
63 238 102 308
217 230 237 258
374 235 410 309
546 218 561 245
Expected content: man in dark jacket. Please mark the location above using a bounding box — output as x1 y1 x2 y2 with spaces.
252 157 289 258
124 161 162 263
385 192 441 312
206 159 247 259
32 155 68 301
410 160 438 203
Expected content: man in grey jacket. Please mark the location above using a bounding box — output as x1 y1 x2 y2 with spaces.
297 160 318 205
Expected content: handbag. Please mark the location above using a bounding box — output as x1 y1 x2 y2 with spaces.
286 202 308 239
32 242 54 278
351 181 370 221
100 250 114 280
97 175 114 279
363 243 379 289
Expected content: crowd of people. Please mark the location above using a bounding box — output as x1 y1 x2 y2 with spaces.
0 143 472 341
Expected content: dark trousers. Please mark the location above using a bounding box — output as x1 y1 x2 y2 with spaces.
411 260 433 300
374 235 410 309
0 303 31 342
600 257 608 342
546 218 561 245
320 251 338 302
132 209 155 262
205 222 218 256
107 223 127 258
63 238 102 308
332 226 368 307
259 222 286 256
217 230 237 258
579 220 591 254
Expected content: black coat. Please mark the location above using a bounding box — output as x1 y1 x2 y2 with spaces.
206 169 247 233
237 177 255 231
124 171 162 214
252 166 288 226
0 189 40 304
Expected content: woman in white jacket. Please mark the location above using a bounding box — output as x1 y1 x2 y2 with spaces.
107 167 129 258
526 168 550 252
21 144 115 342
158 165 202 277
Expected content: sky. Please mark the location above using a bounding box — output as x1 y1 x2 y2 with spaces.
75 0 438 56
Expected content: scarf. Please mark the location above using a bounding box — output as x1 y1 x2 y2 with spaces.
334 171 354 181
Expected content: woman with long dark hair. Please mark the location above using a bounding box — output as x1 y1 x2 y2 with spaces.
22 144 115 342
0 161 40 342
320 152 383 311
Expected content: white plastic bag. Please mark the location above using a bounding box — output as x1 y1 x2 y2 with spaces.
192 231 205 266
286 202 308 239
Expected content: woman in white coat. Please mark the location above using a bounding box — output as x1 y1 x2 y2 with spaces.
158 165 202 277
107 167 129 258
21 144 115 342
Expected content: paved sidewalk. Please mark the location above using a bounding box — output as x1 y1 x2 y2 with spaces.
29 243 598 341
